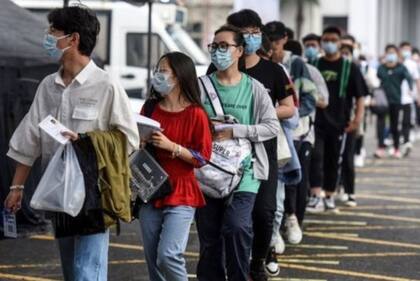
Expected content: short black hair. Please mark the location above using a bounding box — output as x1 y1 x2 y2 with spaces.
340 43 354 53
341 34 356 43
264 21 287 41
284 40 302 56
413 47 420 55
399 41 411 48
48 6 100 56
227 9 262 29
285 27 295 40
257 32 272 58
302 33 321 44
385 44 398 52
322 26 342 37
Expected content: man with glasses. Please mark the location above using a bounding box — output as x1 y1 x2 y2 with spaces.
4 6 139 280
307 26 365 213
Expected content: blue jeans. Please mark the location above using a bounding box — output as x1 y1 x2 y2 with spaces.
57 230 110 281
271 180 285 245
139 204 195 281
196 192 256 281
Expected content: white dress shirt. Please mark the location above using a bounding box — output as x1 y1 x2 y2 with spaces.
8 60 139 167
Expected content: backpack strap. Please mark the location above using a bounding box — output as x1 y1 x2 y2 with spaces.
143 98 159 118
339 58 351 98
198 75 225 117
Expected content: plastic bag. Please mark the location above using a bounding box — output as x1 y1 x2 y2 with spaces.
30 143 85 217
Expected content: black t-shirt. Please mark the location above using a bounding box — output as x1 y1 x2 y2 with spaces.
315 57 366 132
207 58 293 167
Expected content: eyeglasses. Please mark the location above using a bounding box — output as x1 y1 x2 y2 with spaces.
243 31 262 39
207 42 238 54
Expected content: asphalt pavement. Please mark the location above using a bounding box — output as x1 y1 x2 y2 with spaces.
1 134 420 281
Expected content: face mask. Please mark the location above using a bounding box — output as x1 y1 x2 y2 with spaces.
43 33 71 59
385 53 398 64
353 48 361 59
322 41 338 55
244 34 262 55
151 72 174 96
304 46 318 60
211 49 234 71
402 50 412 60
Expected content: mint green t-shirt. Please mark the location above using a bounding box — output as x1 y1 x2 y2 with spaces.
203 73 260 194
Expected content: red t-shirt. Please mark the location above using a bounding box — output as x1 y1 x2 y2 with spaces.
141 104 212 208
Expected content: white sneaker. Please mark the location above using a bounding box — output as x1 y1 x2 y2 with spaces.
265 247 280 277
354 154 365 167
324 196 339 213
285 215 303 244
272 234 285 254
344 195 357 207
337 190 348 203
306 195 325 213
401 142 413 157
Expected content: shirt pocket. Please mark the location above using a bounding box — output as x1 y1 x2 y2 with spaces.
72 106 99 121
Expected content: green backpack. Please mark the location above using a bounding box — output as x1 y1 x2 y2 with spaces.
314 57 351 98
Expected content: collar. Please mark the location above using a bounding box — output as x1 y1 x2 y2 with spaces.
54 60 96 87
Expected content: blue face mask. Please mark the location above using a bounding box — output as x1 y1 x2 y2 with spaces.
151 72 174 96
244 34 262 55
304 46 318 60
211 49 234 71
385 53 399 64
402 50 412 60
43 33 70 59
322 41 338 55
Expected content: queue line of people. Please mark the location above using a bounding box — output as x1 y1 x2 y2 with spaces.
3 5 419 281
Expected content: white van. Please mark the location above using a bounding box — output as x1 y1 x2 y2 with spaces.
13 0 210 111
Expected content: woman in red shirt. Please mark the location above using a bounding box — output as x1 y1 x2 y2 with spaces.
138 52 212 281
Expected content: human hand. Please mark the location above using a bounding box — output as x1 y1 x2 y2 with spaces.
4 190 23 214
61 130 79 141
150 131 174 151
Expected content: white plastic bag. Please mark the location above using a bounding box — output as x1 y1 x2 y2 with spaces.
30 143 85 217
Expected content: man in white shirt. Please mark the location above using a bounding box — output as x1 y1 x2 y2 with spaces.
4 6 139 281
399 41 420 156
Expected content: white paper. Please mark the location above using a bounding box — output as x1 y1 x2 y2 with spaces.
3 210 17 238
38 115 70 144
134 114 162 140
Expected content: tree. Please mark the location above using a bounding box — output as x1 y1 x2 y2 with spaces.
283 0 319 39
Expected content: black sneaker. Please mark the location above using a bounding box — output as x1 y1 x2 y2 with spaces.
250 259 268 281
265 247 280 277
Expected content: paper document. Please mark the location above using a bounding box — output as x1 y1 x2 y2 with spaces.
134 114 162 140
3 210 17 238
38 115 70 144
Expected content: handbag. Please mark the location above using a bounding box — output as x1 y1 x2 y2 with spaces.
277 124 291 167
370 87 389 115
195 76 252 198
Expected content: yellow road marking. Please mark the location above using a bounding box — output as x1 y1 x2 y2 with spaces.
276 259 339 265
281 263 420 281
335 211 420 224
0 263 60 269
305 232 420 250
187 274 327 281
340 205 420 210
357 194 420 204
286 244 348 250
304 219 367 226
0 272 58 281
305 225 420 231
282 252 420 259
30 236 200 257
